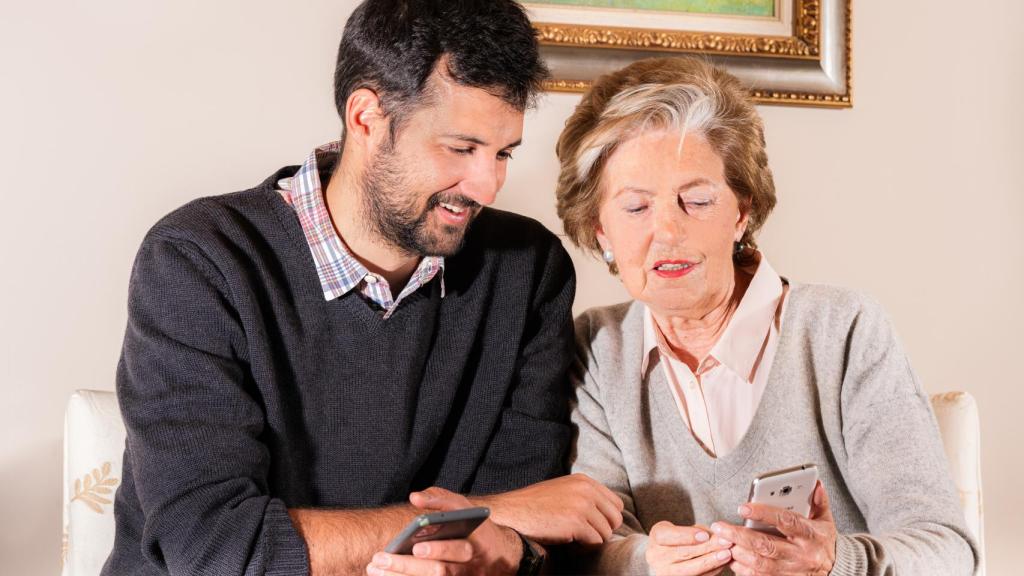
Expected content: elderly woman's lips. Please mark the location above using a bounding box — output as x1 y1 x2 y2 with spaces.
652 261 696 278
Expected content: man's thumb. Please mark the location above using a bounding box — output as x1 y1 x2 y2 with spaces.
409 486 461 512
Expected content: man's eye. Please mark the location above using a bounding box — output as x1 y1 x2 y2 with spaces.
497 150 514 161
450 147 474 155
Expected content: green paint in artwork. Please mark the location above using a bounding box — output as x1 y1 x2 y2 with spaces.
527 0 774 18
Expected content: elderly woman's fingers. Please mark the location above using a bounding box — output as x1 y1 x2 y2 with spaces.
663 539 732 564
809 481 835 522
710 522 797 562
728 541 801 575
715 518 836 576
664 549 733 576
737 502 817 540
728 559 758 576
648 548 732 576
671 545 737 573
647 522 736 576
651 522 714 547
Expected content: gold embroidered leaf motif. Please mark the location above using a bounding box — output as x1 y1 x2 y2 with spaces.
78 496 103 514
84 493 112 505
71 462 120 514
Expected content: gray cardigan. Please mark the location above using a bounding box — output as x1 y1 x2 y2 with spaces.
569 284 978 575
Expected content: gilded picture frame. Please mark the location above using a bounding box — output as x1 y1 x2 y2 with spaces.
522 0 851 108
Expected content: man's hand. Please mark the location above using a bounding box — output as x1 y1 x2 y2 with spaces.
367 487 521 576
645 521 733 576
711 481 837 576
473 473 624 546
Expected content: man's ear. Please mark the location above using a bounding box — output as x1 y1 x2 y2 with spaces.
344 88 385 150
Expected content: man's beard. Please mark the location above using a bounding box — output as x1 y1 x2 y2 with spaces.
360 141 478 258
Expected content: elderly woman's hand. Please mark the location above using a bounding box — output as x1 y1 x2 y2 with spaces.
709 482 836 576
645 521 734 576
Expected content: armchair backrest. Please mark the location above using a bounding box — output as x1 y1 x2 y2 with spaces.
930 391 986 575
62 390 124 576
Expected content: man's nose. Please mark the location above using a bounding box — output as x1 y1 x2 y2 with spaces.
459 158 502 207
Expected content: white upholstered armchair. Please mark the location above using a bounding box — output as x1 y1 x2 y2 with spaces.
61 390 124 576
60 389 987 575
930 391 986 575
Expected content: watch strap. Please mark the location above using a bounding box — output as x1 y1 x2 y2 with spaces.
514 530 544 576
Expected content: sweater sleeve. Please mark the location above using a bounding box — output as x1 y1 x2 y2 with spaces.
831 297 979 576
115 232 309 575
564 312 651 575
468 237 577 493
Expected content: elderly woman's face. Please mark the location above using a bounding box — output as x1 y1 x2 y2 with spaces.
596 130 747 317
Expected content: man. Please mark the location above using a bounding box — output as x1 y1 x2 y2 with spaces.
103 1 623 575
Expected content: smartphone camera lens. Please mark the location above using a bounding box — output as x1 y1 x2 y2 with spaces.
781 485 792 496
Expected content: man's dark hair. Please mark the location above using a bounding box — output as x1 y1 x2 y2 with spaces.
334 0 549 139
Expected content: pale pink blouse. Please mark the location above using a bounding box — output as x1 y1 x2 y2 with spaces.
642 255 787 458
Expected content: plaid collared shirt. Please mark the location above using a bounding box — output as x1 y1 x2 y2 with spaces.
278 141 444 318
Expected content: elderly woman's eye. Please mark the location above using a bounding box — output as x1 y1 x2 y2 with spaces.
682 198 714 212
625 205 648 214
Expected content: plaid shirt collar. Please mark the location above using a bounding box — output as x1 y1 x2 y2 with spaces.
278 141 445 316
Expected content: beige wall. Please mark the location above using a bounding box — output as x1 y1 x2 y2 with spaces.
1 1 1020 574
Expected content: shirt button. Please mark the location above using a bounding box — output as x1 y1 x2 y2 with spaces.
364 275 378 284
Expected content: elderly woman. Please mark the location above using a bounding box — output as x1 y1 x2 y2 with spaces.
555 57 978 576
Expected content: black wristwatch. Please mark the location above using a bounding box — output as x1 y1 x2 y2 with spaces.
515 530 545 576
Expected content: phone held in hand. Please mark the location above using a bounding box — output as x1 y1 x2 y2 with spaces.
745 463 818 537
384 507 490 555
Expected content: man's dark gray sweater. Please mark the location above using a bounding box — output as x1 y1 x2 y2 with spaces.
102 167 576 575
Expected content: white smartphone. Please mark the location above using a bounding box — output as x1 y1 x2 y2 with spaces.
744 463 818 536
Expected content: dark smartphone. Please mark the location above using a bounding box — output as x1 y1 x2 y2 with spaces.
384 507 490 555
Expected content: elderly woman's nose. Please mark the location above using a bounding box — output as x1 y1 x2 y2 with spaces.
652 206 686 241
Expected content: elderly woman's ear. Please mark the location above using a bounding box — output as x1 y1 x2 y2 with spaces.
735 210 749 243
595 229 612 262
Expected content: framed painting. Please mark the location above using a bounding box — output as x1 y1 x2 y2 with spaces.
521 0 851 107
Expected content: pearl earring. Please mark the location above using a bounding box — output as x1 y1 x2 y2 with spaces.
602 250 615 263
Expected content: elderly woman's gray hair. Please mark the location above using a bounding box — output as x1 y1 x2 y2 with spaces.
555 57 776 268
